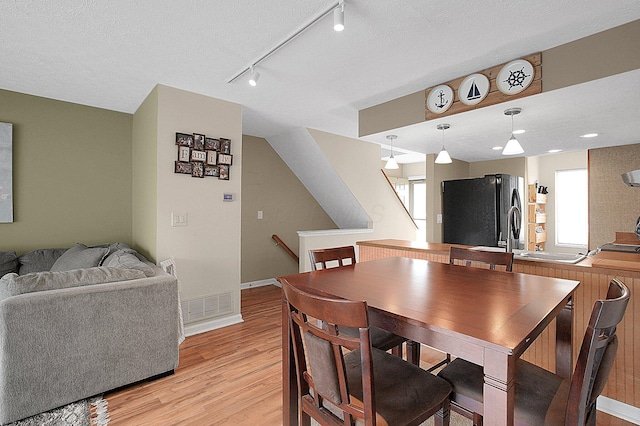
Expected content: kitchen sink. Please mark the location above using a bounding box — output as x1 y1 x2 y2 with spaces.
517 251 587 264
470 246 525 254
471 246 587 264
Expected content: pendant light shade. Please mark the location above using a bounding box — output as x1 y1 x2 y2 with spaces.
334 0 345 31
435 124 452 164
502 108 524 155
385 135 399 169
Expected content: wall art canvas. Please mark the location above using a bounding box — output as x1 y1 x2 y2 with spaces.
0 123 12 223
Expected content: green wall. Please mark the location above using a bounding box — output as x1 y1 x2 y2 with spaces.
132 86 158 262
0 89 133 254
241 135 336 283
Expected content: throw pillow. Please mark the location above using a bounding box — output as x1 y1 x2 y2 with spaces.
0 266 146 300
0 251 18 277
50 243 109 272
102 250 155 277
17 248 69 275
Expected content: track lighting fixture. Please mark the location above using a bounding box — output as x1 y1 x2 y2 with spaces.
435 124 452 164
502 108 524 155
334 0 345 31
228 1 348 85
248 66 260 87
385 135 399 169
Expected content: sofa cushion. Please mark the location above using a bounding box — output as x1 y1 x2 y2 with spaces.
0 266 146 300
50 243 109 272
0 251 18 277
17 248 69 275
102 249 155 277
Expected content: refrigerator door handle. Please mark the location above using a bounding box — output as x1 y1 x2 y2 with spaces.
511 189 522 239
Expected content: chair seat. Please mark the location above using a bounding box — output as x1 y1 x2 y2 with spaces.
438 358 569 425
320 347 451 425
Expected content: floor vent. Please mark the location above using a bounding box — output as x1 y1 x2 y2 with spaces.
181 292 233 323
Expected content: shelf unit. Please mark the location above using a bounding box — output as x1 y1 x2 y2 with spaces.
527 184 547 251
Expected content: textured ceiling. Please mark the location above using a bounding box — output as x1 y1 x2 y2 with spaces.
1 1 639 163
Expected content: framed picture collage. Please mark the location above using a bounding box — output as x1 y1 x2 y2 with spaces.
174 132 233 180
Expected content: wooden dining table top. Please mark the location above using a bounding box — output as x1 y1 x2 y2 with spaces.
278 256 580 357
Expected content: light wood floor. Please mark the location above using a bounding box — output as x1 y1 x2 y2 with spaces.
105 285 634 425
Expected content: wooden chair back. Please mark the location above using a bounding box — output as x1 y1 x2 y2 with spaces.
309 246 356 271
282 281 377 425
566 278 630 424
449 247 514 272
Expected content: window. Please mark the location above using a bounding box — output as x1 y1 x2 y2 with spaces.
555 169 588 247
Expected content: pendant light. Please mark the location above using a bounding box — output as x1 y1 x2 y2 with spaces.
502 107 524 155
385 135 399 169
435 124 452 164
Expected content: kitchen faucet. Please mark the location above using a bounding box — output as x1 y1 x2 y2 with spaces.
506 205 521 253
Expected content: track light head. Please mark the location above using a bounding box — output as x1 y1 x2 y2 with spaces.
249 67 260 87
334 1 345 31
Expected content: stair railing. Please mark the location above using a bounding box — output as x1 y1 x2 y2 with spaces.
272 234 299 263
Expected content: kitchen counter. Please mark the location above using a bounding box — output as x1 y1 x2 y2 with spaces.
357 238 640 275
356 238 639 408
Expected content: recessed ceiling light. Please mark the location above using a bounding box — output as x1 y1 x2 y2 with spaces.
513 129 526 135
580 133 598 138
492 146 503 151
548 149 563 153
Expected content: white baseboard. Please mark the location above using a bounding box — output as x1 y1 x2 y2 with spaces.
241 278 281 289
183 314 243 337
597 396 640 424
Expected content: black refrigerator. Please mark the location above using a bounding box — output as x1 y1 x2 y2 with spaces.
442 174 523 248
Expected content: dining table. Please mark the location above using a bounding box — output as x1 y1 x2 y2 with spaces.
278 256 580 426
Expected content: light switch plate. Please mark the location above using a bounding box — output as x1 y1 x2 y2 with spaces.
171 212 188 227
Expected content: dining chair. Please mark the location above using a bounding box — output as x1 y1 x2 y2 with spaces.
309 246 410 360
448 246 514 272
437 278 630 426
309 245 357 270
282 281 452 426
420 247 516 374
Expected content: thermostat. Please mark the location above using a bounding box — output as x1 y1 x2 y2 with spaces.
223 193 234 202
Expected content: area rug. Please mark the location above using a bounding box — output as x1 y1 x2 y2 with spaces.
6 396 110 426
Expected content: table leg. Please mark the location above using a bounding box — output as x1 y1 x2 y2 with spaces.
555 296 574 379
483 350 515 426
282 292 297 426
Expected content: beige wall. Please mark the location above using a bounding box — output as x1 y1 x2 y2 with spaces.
589 143 640 248
150 85 243 318
543 20 640 91
241 135 336 283
309 128 417 238
0 89 133 254
359 20 640 137
528 151 588 252
403 162 426 178
468 157 526 179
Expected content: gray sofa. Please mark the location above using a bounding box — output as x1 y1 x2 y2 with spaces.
0 243 180 424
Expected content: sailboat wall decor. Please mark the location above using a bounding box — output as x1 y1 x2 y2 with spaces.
458 73 489 105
